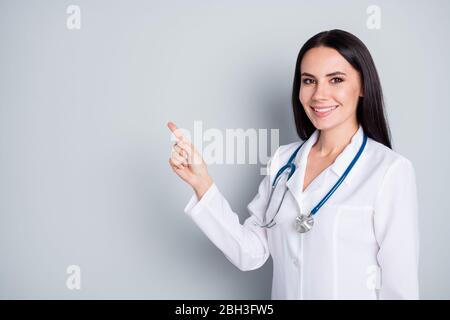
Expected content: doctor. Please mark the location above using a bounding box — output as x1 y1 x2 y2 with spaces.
168 29 419 300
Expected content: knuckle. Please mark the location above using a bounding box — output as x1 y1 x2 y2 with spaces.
174 153 183 161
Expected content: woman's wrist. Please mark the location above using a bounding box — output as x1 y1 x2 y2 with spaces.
193 176 213 200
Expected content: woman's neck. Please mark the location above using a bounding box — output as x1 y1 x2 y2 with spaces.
314 121 359 157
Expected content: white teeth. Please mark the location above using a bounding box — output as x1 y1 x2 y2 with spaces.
312 106 337 113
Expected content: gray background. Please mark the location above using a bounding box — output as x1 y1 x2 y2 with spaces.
0 0 448 299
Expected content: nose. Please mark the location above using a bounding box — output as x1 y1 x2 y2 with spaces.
311 81 330 102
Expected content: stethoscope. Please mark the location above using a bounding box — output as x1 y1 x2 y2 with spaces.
257 133 368 233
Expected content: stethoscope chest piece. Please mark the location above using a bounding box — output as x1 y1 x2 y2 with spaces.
295 214 314 233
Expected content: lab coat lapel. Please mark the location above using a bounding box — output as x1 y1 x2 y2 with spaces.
329 125 365 185
285 129 319 214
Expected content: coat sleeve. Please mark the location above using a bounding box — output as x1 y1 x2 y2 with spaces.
373 158 420 299
183 150 280 271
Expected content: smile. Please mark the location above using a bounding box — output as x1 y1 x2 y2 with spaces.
310 105 339 118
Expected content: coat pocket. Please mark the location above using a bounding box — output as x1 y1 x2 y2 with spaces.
336 205 375 245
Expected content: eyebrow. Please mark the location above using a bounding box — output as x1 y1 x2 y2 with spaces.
301 71 347 78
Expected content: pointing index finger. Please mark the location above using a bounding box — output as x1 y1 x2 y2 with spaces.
167 121 185 141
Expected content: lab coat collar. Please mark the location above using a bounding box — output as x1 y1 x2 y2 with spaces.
285 125 365 206
329 124 365 182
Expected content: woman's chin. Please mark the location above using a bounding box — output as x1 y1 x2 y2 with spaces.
311 118 333 129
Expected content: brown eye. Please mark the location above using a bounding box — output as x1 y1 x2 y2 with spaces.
331 77 344 84
302 78 315 85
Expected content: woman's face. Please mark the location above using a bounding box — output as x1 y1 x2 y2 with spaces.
299 46 363 131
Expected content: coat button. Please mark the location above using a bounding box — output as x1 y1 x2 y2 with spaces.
292 258 299 267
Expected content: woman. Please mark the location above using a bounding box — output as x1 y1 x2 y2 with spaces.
167 29 419 300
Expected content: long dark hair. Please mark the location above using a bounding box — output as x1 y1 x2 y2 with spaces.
291 29 392 149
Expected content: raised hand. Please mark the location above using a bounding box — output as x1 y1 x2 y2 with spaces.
167 121 213 199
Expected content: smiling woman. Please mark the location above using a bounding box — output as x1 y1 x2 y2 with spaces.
292 30 390 149
168 29 419 300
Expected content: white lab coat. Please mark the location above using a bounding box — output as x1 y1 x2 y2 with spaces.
183 125 420 300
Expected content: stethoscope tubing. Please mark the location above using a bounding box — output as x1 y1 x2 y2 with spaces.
258 133 367 228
